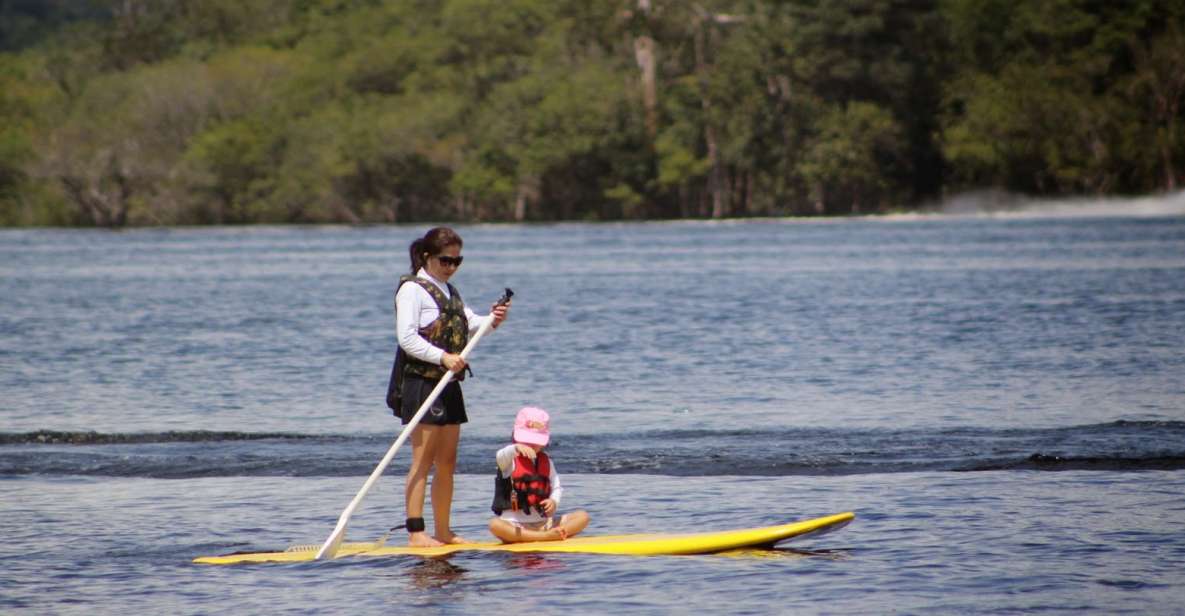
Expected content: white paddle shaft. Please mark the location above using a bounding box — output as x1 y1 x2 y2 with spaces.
316 316 498 560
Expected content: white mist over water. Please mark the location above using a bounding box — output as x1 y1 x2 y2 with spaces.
934 189 1185 218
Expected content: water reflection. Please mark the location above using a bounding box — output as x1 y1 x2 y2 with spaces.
502 553 567 572
713 547 851 561
405 558 468 590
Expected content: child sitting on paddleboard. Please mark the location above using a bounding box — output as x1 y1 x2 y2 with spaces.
489 407 589 543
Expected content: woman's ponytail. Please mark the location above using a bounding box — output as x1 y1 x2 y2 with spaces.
408 238 427 274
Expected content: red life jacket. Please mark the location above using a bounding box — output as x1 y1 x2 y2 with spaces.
491 451 551 516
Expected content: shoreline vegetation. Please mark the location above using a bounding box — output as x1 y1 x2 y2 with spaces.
2 188 1182 232
1 1 1183 228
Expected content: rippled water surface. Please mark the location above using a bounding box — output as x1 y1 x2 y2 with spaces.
2 215 1184 614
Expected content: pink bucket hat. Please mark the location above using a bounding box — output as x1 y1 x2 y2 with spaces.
513 406 550 446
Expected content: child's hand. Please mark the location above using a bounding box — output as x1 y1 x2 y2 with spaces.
514 443 537 460
540 499 557 516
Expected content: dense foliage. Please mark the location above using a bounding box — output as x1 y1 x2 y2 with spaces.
1 0 1182 226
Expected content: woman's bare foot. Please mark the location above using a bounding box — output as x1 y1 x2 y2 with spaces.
436 532 472 545
408 531 445 547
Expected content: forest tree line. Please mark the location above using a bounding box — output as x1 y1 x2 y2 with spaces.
1 0 1182 226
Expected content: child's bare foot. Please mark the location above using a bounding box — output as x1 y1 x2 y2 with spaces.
550 527 568 541
408 531 445 547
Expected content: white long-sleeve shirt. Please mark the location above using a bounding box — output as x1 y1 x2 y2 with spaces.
395 269 492 365
495 444 563 525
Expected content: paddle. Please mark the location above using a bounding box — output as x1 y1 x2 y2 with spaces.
316 287 514 560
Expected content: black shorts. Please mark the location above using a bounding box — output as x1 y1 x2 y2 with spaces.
398 374 468 425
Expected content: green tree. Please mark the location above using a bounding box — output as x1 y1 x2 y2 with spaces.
38 58 216 225
1125 21 1185 191
941 0 1183 195
0 54 54 224
800 102 906 214
4 0 1183 226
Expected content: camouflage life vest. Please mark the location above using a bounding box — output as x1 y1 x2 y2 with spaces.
396 275 469 381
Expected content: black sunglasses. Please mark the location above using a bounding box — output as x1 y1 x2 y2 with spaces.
435 255 464 267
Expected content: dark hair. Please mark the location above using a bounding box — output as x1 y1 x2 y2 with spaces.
409 227 463 274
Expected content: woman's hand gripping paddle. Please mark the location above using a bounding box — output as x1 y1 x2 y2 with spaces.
316 288 514 560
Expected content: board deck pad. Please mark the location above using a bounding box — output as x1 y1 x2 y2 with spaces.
194 511 854 565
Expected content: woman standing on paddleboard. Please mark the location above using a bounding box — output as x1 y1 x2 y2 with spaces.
392 227 509 547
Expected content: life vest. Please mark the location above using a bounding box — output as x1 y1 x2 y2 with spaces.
386 275 469 411
491 451 552 516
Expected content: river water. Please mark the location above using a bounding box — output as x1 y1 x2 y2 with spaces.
2 210 1184 614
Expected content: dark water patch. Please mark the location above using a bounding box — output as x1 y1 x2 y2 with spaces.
1095 579 1160 590
3 421 1183 479
961 454 1185 472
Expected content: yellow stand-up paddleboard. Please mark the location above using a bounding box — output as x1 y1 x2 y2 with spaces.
194 512 854 565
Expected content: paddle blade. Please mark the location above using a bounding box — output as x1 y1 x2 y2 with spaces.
316 523 347 560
